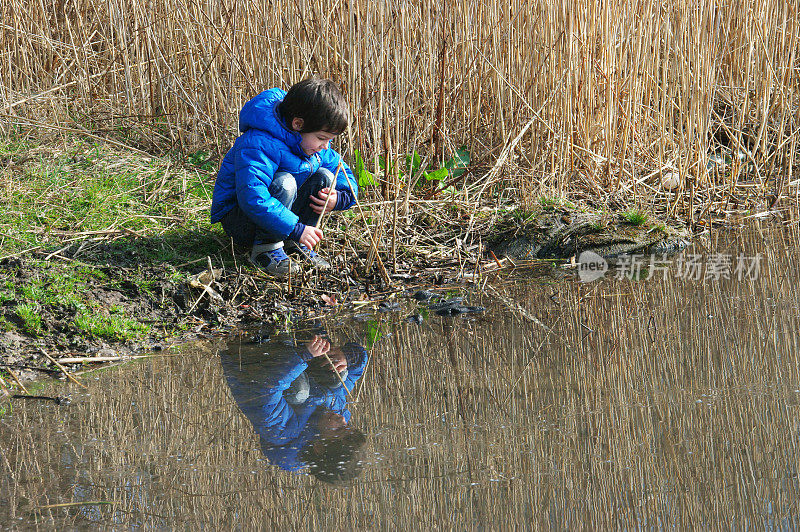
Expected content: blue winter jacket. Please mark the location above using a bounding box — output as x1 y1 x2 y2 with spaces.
210 88 357 239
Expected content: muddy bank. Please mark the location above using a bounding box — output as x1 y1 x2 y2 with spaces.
0 248 470 386
0 258 365 385
0 208 691 388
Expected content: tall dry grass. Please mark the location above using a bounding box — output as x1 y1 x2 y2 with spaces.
1 0 799 220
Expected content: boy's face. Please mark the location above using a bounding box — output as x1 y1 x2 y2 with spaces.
324 348 348 373
291 118 337 156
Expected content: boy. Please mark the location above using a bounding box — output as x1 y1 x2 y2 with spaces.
220 332 368 483
210 79 358 277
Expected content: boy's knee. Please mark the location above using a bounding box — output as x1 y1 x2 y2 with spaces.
270 172 298 204
315 167 335 188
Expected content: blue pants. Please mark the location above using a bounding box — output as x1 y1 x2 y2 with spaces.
221 168 334 247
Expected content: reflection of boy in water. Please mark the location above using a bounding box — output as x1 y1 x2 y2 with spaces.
220 334 367 483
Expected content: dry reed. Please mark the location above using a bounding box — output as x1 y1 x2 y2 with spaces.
1 1 799 233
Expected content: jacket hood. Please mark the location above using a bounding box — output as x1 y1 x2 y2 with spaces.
239 88 305 157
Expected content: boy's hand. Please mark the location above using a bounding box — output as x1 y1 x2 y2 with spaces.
306 335 330 358
299 226 323 249
310 187 338 215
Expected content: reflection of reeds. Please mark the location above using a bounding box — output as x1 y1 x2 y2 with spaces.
2 0 798 219
1 225 799 527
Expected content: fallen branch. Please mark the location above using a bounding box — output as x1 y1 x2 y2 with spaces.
57 356 130 364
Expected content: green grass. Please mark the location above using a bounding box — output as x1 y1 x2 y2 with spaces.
0 136 232 340
187 150 217 172
507 207 536 223
588 221 605 231
0 137 222 267
0 281 13 304
19 270 85 308
621 209 648 226
74 306 150 342
0 259 164 339
14 303 42 335
537 196 576 211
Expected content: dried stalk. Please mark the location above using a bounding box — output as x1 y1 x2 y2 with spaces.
40 349 88 389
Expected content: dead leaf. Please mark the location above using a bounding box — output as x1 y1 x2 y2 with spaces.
190 268 223 286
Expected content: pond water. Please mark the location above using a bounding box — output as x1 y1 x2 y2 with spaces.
2 223 799 528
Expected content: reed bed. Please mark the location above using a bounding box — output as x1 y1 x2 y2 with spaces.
1 224 799 527
2 0 799 229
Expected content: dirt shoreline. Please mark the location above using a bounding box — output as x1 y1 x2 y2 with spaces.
0 243 483 389
0 260 362 387
0 203 701 391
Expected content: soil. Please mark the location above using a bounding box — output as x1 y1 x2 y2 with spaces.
0 246 463 387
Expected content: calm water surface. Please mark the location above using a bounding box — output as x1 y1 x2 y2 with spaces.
2 224 799 528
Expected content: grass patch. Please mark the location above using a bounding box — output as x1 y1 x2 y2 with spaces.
14 303 42 335
74 306 150 342
0 281 13 304
19 270 85 308
0 138 224 268
0 260 158 339
588 221 605 231
507 207 536 223
621 210 648 226
537 196 576 211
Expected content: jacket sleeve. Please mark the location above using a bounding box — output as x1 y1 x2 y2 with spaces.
258 349 313 444
319 148 358 210
234 147 300 238
342 343 368 392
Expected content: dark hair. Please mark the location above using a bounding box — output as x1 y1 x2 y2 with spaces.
299 429 367 483
278 78 349 134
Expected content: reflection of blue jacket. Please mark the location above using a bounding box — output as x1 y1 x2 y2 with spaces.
210 88 357 239
220 340 367 472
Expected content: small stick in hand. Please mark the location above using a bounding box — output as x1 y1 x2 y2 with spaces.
314 161 343 229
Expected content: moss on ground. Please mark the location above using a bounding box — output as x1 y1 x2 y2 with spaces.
0 138 234 344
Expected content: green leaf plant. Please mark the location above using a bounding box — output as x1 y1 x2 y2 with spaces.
352 147 470 193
